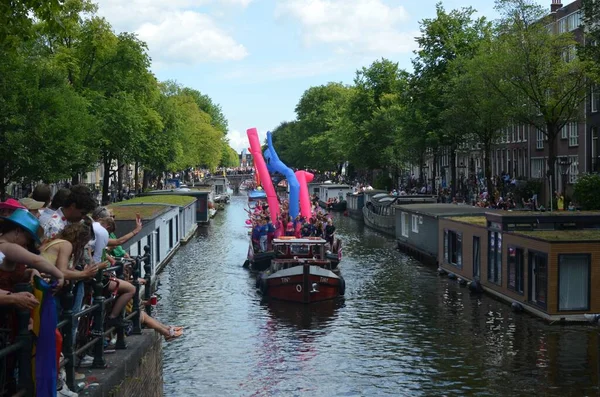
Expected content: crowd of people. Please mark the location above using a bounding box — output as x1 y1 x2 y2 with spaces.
248 195 336 253
0 184 183 396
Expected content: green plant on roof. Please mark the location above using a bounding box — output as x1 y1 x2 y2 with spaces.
108 205 168 220
514 230 600 242
114 195 196 206
448 216 487 226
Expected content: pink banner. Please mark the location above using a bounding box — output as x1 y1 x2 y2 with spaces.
295 170 314 219
247 128 280 220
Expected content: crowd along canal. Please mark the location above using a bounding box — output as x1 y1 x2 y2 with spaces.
154 194 599 396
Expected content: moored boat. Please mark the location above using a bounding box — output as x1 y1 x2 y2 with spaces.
256 237 345 303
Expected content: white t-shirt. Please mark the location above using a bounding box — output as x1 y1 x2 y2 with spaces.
90 222 109 263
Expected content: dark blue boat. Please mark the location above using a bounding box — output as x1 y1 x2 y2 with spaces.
248 189 267 201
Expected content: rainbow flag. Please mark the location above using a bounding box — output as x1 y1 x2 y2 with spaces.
32 276 58 397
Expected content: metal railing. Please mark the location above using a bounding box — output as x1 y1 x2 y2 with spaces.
0 246 153 396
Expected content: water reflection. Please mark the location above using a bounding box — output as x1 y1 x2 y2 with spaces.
157 194 600 396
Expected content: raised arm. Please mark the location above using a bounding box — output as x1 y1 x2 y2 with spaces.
107 214 142 247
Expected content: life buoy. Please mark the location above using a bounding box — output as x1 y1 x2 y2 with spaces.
338 277 345 295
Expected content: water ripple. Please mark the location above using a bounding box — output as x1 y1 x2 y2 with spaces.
157 195 600 397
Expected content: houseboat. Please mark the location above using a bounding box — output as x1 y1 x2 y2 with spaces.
362 193 437 236
256 237 345 303
395 204 494 265
317 184 353 211
109 194 198 276
438 211 600 322
140 186 211 223
346 192 364 220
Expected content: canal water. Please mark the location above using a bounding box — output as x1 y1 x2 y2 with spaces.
156 194 599 396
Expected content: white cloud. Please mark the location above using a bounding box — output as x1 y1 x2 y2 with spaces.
227 128 268 152
94 0 249 65
275 0 418 55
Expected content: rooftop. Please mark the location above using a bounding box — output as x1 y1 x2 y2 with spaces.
512 229 600 242
396 203 494 218
448 216 487 226
107 204 169 220
119 195 196 206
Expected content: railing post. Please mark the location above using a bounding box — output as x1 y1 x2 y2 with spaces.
14 283 33 397
60 283 76 391
91 269 106 369
143 246 152 317
115 262 126 350
131 257 142 335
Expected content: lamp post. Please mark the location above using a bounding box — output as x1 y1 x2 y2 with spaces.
557 156 571 210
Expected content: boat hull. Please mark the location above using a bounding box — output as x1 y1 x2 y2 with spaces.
247 245 275 271
319 200 347 212
261 264 344 303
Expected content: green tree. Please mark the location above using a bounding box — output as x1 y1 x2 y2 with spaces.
220 142 240 168
412 3 490 196
484 0 590 192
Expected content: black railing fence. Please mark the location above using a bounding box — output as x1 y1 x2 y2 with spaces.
0 246 153 396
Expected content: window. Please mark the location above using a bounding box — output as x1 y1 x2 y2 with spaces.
558 17 567 33
593 86 600 113
561 124 568 139
563 45 577 62
529 251 547 308
411 214 419 233
508 246 524 294
473 236 481 279
444 230 462 268
558 254 590 311
569 123 579 147
569 155 579 183
568 11 581 31
168 219 174 250
401 212 409 237
488 231 502 285
523 125 527 141
536 129 544 149
531 158 546 179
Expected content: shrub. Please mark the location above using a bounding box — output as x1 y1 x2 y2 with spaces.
573 174 600 210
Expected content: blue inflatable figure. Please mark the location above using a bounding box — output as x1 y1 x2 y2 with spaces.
264 131 300 220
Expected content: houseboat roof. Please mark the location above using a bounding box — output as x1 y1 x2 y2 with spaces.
107 204 171 220
319 184 353 189
120 195 196 207
511 229 600 242
273 237 328 244
448 216 487 226
395 203 491 218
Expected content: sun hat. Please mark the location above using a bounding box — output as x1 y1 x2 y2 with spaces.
0 208 42 244
19 197 44 210
0 199 26 211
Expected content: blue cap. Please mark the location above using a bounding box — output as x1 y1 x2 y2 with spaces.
0 209 42 244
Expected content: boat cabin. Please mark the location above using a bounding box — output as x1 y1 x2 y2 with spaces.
273 237 328 260
271 237 335 272
318 184 353 202
438 211 600 322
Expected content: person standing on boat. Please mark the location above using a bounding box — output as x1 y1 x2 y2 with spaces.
265 216 275 251
325 218 336 249
259 218 269 252
251 221 261 252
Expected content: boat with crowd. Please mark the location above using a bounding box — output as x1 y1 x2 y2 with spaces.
255 237 345 303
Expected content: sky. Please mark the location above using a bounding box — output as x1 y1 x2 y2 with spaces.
94 0 550 153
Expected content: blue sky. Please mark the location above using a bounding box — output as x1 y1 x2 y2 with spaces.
95 0 549 152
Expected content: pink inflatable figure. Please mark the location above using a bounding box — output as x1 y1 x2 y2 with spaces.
247 128 280 220
295 170 314 220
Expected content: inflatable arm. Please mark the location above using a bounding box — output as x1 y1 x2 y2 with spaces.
247 128 280 220
266 132 300 219
295 170 314 219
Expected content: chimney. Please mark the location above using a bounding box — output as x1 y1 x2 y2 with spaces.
551 0 563 13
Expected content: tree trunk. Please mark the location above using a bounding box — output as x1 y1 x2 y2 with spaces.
432 151 438 195
102 154 111 205
0 161 6 200
142 171 151 191
450 146 457 199
134 161 139 194
484 142 493 197
117 159 123 202
546 125 558 205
